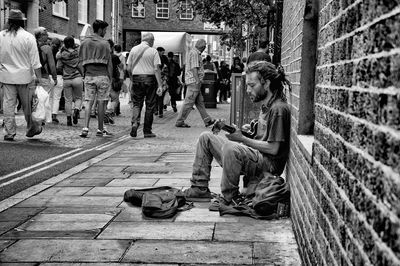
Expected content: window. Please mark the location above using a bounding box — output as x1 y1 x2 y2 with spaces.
78 0 88 23
179 0 193 20
156 0 169 19
96 0 104 20
53 1 68 18
132 2 145 18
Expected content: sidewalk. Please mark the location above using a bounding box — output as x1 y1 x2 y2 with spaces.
0 103 301 265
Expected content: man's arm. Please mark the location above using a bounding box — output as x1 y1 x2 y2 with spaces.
226 131 280 156
44 46 57 84
126 51 133 79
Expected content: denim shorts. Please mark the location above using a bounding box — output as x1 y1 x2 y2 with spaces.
84 75 111 101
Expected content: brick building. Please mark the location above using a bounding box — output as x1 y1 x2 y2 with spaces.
281 0 400 265
122 0 220 51
1 0 122 43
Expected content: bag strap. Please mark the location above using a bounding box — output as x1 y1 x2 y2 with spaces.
130 46 150 71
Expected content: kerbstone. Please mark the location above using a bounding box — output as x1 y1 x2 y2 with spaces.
0 239 130 262
122 240 252 264
98 222 214 240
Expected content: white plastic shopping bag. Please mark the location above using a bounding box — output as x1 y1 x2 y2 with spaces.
163 91 171 106
32 86 51 123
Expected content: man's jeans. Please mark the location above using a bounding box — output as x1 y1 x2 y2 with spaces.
191 132 265 202
2 83 40 137
176 83 212 125
130 75 157 134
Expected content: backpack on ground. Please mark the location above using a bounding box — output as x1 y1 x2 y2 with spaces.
218 175 290 219
123 186 193 219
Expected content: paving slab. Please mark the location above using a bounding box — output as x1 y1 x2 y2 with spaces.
16 196 123 208
41 207 121 216
84 187 138 197
0 239 15 251
1 263 37 266
69 172 130 179
122 240 253 265
0 229 99 239
98 221 214 240
0 207 45 221
253 242 301 265
26 213 114 223
106 178 158 187
114 207 175 222
98 157 161 165
214 220 297 243
0 239 130 262
55 178 113 187
0 221 20 235
80 166 127 173
154 178 193 187
123 164 172 174
36 187 93 196
174 207 240 222
16 221 108 231
40 263 177 266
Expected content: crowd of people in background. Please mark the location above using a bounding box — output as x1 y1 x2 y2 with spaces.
0 9 275 140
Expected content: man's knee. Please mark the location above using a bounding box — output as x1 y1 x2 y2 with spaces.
198 131 214 144
222 141 239 158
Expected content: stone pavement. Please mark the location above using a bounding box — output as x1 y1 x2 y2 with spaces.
0 103 301 265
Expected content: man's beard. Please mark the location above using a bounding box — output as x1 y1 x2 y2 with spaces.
252 91 268 102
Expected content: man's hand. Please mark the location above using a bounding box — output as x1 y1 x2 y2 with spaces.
53 78 58 86
156 86 163 96
225 124 244 143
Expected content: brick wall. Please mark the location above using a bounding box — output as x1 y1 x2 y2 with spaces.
282 0 400 265
39 0 114 41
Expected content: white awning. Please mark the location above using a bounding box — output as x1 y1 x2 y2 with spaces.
48 32 81 45
142 32 191 54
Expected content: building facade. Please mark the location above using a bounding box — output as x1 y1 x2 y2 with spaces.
281 0 400 265
122 0 221 52
0 0 122 44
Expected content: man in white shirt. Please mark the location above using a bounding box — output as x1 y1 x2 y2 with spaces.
126 33 163 138
0 10 43 141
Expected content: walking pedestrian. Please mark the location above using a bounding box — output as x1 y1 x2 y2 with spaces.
56 36 83 126
219 61 231 103
0 9 43 140
106 39 121 121
114 44 126 116
78 19 113 137
50 37 64 114
33 27 59 124
126 33 163 138
247 40 272 64
183 61 291 207
175 39 215 128
167 52 181 112
155 47 169 118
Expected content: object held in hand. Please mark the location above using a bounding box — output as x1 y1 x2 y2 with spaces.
211 119 258 139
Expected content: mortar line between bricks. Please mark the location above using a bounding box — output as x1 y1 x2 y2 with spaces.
315 103 400 140
314 121 400 186
312 155 400 265
316 84 400 96
319 0 363 31
319 5 400 50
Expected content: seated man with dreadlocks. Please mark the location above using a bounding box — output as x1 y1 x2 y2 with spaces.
184 60 291 206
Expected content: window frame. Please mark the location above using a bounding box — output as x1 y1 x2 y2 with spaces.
78 0 88 24
155 0 169 20
96 0 104 20
179 0 194 20
52 1 68 19
132 2 146 18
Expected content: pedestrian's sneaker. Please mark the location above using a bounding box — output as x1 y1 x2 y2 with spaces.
80 127 89 138
184 186 212 202
96 128 113 137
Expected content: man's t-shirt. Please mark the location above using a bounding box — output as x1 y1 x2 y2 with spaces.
256 99 291 175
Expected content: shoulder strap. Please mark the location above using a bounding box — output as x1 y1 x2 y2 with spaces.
130 46 150 71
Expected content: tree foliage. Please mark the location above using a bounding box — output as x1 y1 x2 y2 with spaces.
180 0 274 51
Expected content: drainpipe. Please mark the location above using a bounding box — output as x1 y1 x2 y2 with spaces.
26 0 39 33
0 0 5 30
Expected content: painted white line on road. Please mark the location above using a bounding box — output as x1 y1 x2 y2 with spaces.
0 148 82 182
0 134 131 188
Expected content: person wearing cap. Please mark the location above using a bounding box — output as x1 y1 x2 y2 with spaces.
34 26 59 124
0 9 43 141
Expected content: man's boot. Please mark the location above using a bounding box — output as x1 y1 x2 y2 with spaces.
67 116 72 126
52 114 59 124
